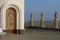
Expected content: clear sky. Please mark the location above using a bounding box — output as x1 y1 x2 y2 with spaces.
25 0 60 22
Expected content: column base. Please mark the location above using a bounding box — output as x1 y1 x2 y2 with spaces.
3 29 25 34
3 30 6 32
20 29 25 34
16 29 25 34
55 27 59 29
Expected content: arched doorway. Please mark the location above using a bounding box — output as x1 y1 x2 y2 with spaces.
6 7 17 33
1 1 24 34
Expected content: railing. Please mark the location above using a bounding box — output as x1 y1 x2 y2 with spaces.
25 11 60 29
25 21 60 29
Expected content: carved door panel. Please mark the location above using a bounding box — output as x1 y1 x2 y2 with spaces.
6 7 16 33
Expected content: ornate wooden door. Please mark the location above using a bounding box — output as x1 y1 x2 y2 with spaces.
6 7 17 33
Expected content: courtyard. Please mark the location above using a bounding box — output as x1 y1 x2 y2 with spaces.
0 28 60 40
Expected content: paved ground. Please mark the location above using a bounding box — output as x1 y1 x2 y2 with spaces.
0 29 60 40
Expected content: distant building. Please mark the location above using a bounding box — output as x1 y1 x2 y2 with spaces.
0 0 24 34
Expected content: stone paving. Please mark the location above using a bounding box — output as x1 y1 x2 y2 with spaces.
0 29 60 40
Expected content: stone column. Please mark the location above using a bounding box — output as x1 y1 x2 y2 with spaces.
54 12 58 29
30 13 34 27
40 12 45 27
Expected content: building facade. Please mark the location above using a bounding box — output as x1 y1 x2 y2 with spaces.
0 0 24 34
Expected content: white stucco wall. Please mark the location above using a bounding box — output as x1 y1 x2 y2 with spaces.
0 0 24 30
0 0 24 8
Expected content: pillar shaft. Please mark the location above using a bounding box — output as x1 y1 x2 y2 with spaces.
54 12 59 29
40 18 44 27
30 18 34 27
40 13 45 27
30 13 34 27
54 18 58 29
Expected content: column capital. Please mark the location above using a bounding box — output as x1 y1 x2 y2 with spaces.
41 12 44 18
54 11 58 18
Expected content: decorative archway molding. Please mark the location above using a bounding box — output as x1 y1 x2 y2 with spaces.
1 1 24 33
